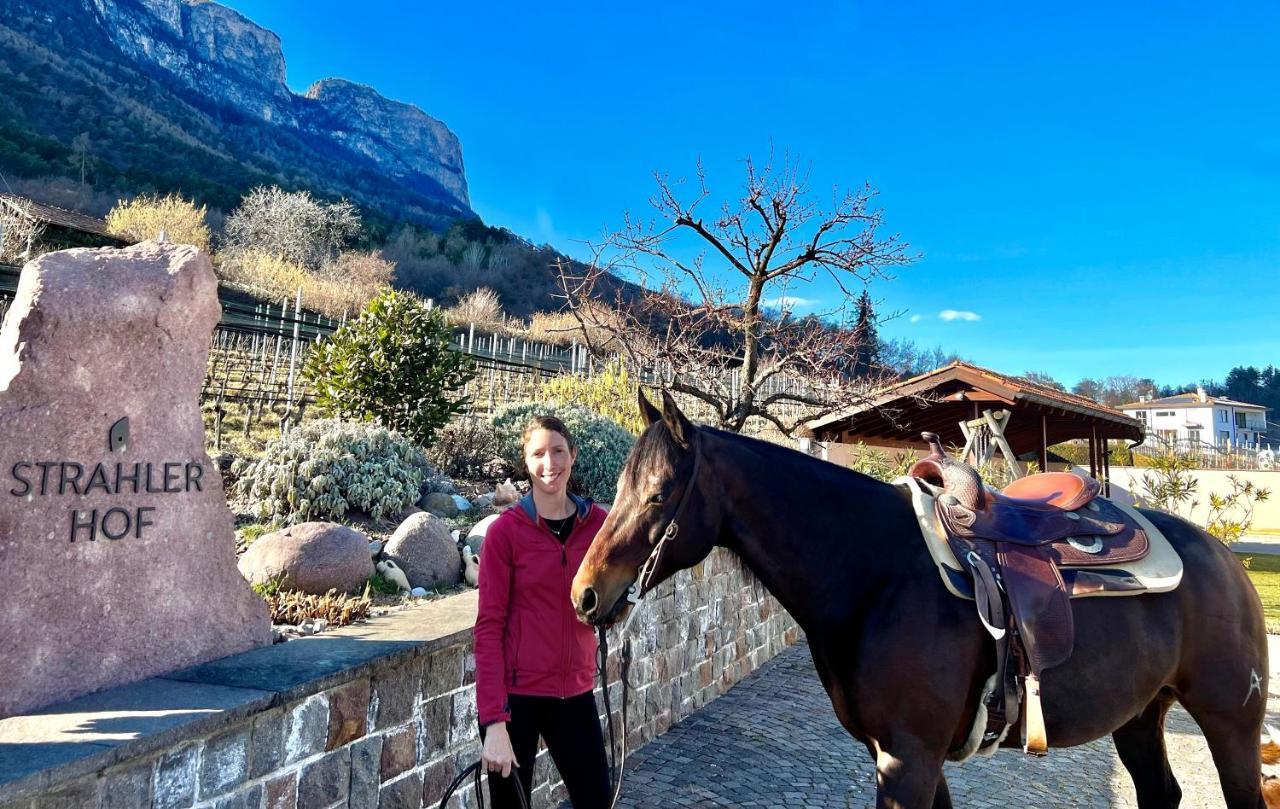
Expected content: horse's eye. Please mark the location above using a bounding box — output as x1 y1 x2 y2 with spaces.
647 493 665 506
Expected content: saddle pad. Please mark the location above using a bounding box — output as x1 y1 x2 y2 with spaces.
895 476 1183 601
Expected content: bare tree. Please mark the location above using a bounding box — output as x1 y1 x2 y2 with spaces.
224 186 361 269
559 157 912 435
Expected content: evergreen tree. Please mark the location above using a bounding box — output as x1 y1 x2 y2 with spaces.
851 289 881 377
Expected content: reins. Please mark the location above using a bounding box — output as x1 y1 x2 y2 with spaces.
440 434 702 809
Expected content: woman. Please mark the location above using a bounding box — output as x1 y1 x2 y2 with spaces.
473 415 612 808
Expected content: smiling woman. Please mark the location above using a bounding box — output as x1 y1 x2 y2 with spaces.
471 415 612 809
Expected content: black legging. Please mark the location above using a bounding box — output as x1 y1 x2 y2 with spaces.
479 691 611 809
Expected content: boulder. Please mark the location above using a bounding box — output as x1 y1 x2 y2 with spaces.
465 513 502 556
384 512 463 588
420 491 459 518
0 242 271 718
238 522 374 595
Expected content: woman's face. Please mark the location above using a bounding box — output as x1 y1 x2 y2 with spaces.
524 428 576 498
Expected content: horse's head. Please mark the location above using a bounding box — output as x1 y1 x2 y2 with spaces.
572 389 719 626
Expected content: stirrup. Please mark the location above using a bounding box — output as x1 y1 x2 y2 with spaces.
1023 673 1048 756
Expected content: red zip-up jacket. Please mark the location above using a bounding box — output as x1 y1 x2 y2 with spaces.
474 492 607 726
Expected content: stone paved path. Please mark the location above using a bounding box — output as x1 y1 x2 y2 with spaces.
609 641 1280 808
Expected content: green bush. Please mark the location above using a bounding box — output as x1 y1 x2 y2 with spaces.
232 419 429 524
539 359 649 435
302 289 476 447
843 443 915 483
491 403 635 502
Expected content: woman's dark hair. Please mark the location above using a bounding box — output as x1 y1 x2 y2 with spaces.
521 415 577 455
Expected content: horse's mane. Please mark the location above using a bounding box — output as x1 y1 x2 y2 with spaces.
699 425 893 493
635 421 894 595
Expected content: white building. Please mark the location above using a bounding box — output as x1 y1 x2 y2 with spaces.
1119 387 1269 449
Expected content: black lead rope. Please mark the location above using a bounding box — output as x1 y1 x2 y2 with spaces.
597 625 632 809
437 629 632 809
436 758 530 809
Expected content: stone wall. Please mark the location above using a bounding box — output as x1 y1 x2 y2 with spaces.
0 548 799 809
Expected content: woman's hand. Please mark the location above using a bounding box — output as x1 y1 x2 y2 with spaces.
482 722 518 778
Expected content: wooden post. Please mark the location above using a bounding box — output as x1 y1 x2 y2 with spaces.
1088 424 1099 482
1039 414 1049 473
1102 436 1112 496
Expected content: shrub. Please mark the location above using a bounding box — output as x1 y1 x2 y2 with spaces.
427 416 501 479
843 443 915 483
443 287 505 332
302 290 476 446
232 418 429 524
106 193 211 251
540 359 649 435
491 402 634 502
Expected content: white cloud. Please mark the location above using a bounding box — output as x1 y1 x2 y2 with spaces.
909 314 924 323
762 295 821 310
939 309 982 322
534 208 557 243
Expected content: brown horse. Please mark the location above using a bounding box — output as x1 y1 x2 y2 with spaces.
571 391 1272 809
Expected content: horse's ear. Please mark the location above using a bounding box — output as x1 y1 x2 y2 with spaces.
660 389 694 448
638 387 661 427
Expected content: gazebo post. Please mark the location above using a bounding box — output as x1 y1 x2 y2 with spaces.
1039 414 1049 473
1102 435 1112 497
1089 424 1099 482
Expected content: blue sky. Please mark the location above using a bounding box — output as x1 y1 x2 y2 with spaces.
221 0 1279 389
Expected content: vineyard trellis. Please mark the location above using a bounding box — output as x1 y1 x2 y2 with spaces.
1 262 836 448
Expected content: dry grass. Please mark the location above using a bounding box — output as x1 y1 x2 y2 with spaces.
216 249 392 319
264 588 373 627
525 302 630 352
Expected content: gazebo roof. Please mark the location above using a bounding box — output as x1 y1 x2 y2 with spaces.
0 193 120 240
803 361 1144 453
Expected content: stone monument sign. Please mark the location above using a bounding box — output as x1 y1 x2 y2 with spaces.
0 241 271 718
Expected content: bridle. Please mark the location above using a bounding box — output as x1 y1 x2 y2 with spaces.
441 432 704 809
619 433 703 634
598 432 703 807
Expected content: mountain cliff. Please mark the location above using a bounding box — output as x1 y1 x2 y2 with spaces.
0 0 471 228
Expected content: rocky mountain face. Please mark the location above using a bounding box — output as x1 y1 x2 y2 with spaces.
88 0 470 210
0 0 470 227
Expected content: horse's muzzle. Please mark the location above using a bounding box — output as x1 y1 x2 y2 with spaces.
574 583 631 627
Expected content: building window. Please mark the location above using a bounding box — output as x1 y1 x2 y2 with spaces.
1155 410 1176 417
1236 412 1248 428
1188 429 1201 444
1219 409 1229 423
1157 429 1177 443
1135 411 1147 424
1220 430 1231 446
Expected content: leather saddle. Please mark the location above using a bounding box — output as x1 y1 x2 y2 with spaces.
907 432 1152 756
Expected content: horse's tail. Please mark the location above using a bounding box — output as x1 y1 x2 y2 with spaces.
1264 724 1280 765
1261 724 1280 809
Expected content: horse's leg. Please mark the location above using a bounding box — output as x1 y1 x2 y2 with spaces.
875 739 946 809
1112 689 1182 808
1180 690 1267 809
931 772 954 809
1175 643 1268 809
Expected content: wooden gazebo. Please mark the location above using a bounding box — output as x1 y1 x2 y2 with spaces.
803 361 1144 489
